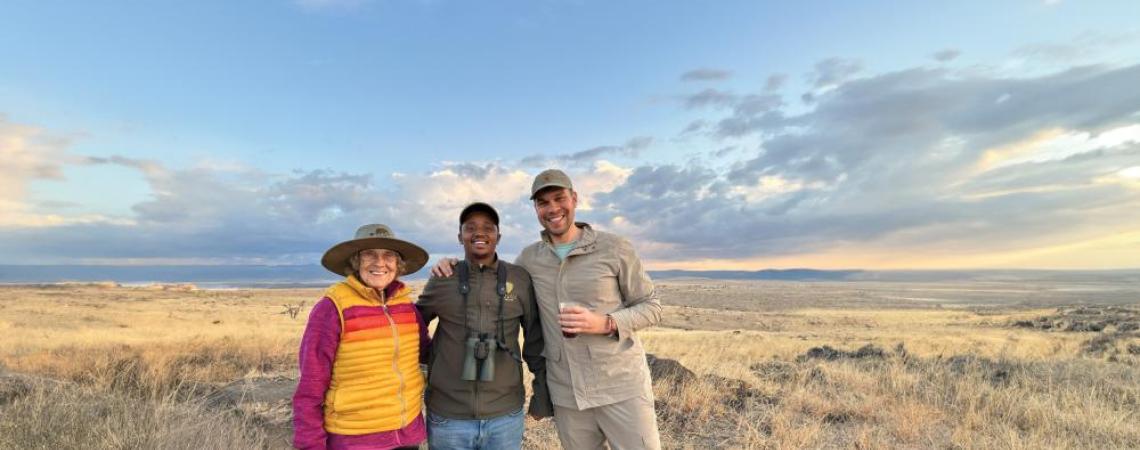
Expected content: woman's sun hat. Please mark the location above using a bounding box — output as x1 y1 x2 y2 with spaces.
321 224 429 276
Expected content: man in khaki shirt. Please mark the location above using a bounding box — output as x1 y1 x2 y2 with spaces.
434 169 663 450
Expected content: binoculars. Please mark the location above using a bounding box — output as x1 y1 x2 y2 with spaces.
461 333 497 382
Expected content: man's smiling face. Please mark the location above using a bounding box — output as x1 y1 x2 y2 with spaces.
534 187 577 240
459 211 499 261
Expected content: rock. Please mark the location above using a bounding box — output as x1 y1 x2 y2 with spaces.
944 354 1018 386
646 354 696 387
797 344 886 362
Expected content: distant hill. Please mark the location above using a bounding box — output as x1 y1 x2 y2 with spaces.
650 268 1140 283
649 269 863 281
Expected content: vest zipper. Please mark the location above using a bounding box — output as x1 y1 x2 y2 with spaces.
381 300 409 433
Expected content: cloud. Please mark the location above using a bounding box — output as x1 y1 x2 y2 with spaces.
1011 31 1139 66
588 61 1140 266
680 68 732 82
809 57 863 88
0 116 72 196
6 48 1140 270
520 136 652 167
0 146 638 264
932 49 961 62
764 74 787 92
0 115 118 227
681 88 738 110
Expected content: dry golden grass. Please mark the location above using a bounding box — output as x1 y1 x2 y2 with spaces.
0 379 270 449
1 282 1137 449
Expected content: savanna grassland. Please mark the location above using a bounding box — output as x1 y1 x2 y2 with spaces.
1 280 1138 449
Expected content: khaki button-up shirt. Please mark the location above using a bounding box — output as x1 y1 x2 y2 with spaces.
515 223 662 410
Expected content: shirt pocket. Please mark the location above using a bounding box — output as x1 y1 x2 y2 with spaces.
567 262 621 312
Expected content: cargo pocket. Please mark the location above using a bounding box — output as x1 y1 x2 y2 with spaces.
586 337 637 390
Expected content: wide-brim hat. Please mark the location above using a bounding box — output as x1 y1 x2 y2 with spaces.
321 224 429 277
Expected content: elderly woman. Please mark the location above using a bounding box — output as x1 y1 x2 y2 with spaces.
293 224 431 450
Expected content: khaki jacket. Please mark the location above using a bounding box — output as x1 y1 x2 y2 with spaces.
515 223 662 409
416 258 552 419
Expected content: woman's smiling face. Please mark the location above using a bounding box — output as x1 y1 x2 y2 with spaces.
357 248 400 289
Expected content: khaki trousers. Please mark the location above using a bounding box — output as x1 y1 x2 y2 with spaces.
552 394 661 450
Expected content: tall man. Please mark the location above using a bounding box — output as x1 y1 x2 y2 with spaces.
417 202 551 450
433 170 663 450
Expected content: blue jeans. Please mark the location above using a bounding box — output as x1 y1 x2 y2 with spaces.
427 408 525 450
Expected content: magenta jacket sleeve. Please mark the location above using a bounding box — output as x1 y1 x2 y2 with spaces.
292 297 340 450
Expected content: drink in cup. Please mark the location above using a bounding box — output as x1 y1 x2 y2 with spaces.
559 302 584 338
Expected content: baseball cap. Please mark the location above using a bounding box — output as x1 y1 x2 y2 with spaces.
459 202 499 226
529 169 574 199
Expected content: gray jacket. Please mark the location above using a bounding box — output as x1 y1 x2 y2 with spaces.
515 223 662 409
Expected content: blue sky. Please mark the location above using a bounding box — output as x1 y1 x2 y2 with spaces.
3 0 1139 269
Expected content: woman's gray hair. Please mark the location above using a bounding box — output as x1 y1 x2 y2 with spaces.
348 250 408 276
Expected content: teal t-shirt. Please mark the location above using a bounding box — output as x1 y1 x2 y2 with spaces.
553 241 577 261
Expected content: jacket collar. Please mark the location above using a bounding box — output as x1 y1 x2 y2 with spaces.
463 253 500 272
541 222 597 255
344 273 407 304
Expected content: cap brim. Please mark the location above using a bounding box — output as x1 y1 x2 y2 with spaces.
321 237 429 277
529 183 570 199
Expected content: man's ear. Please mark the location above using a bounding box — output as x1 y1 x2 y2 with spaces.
457 232 463 245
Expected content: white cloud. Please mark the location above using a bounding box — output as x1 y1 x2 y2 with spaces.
0 116 128 227
980 124 1140 171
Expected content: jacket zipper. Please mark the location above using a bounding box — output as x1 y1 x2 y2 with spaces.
552 239 574 401
473 268 483 418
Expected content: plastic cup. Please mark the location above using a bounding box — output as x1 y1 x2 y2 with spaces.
559 302 584 338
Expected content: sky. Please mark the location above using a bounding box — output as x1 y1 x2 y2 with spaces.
2 0 1139 270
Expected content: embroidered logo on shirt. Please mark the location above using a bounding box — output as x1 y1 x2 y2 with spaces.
504 281 517 302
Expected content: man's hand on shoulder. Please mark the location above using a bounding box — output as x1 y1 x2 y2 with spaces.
430 257 459 278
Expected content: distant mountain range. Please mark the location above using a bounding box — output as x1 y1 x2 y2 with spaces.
648 269 864 281
1 265 1137 287
648 268 1140 283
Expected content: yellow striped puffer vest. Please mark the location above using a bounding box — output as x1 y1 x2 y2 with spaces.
323 275 424 435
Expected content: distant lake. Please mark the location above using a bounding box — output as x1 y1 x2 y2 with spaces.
0 265 347 288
